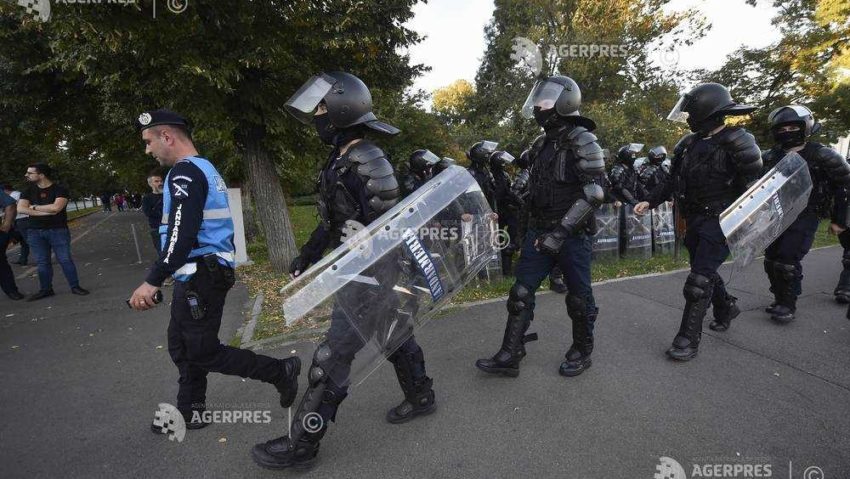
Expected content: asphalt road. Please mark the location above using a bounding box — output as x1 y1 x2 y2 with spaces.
2 211 848 478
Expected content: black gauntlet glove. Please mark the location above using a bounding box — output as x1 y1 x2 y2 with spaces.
289 255 311 276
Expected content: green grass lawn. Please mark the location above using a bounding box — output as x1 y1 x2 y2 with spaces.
239 207 842 342
68 206 100 221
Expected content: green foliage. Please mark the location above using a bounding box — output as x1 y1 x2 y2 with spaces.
0 0 430 193
709 0 850 145
456 0 707 157
432 79 476 125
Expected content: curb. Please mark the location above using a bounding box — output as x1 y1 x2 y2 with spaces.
240 293 263 347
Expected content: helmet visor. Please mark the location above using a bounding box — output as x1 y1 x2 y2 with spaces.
628 143 644 154
285 73 336 124
767 105 812 124
493 151 515 165
419 150 441 166
667 93 694 124
480 140 499 154
521 80 566 119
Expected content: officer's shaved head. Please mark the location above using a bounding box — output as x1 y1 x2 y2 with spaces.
142 125 197 167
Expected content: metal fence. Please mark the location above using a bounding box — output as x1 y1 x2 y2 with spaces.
66 197 102 212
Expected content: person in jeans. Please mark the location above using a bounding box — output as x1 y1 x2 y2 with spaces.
0 189 24 300
16 163 90 301
3 183 29 265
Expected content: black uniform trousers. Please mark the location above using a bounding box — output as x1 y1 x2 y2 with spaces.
683 215 732 307
764 213 819 297
168 261 283 416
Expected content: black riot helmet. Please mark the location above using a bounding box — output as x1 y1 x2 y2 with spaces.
521 75 596 130
647 146 667 165
616 143 644 166
409 149 441 176
433 157 456 175
668 83 755 134
467 140 498 167
285 71 400 135
489 150 515 170
516 149 531 169
768 105 820 136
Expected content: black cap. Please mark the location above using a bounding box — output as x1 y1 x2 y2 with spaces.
135 109 191 132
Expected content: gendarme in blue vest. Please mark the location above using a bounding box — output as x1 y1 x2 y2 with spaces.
160 156 235 281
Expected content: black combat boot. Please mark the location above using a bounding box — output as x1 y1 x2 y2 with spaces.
667 273 712 361
475 283 538 377
549 267 568 294
252 344 345 471
559 295 596 377
386 341 436 424
709 294 740 332
771 262 798 324
834 251 850 304
274 357 302 408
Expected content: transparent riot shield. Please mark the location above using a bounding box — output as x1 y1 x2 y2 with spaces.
624 207 652 259
592 203 620 260
280 166 497 388
720 152 812 268
652 201 676 255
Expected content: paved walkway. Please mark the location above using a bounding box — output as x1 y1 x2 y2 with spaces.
2 211 848 478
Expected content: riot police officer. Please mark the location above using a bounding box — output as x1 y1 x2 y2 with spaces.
475 75 606 377
128 110 301 431
490 150 522 275
513 149 568 293
610 144 648 205
760 105 850 322
467 140 498 209
399 149 441 198
639 146 669 193
252 72 436 470
636 83 762 360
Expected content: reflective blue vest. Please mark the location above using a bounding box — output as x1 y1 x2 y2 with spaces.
160 156 235 280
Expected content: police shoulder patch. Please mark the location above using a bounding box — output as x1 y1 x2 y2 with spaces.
172 182 190 198
214 175 227 192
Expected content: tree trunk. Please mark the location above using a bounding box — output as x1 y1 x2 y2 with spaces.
242 126 298 273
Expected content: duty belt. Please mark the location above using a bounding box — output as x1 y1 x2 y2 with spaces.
527 217 561 230
683 202 724 218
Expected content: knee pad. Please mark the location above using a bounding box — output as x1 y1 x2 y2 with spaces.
566 293 587 319
388 339 425 367
773 262 798 281
683 273 712 301
308 342 334 387
507 282 534 315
